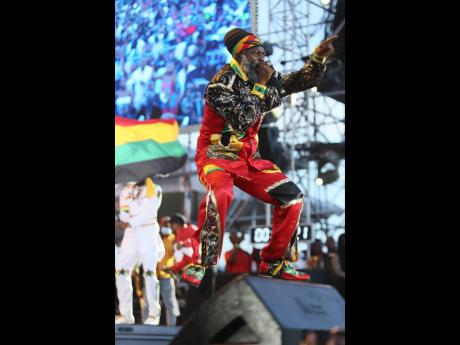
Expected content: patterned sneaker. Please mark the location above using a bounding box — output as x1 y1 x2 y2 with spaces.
259 259 311 281
181 264 206 287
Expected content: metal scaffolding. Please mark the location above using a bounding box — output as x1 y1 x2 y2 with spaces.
255 0 345 238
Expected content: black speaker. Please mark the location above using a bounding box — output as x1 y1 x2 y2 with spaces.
115 325 180 345
170 275 345 345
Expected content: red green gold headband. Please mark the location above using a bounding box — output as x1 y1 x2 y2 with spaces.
231 34 263 57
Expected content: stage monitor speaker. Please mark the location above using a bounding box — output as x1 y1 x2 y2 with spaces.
170 275 344 345
115 324 180 345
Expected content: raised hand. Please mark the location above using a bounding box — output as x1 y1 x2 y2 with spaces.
314 35 338 58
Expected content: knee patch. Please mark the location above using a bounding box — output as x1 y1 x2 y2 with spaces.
267 181 303 205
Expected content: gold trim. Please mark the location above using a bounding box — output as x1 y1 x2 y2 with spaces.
251 89 265 99
203 164 224 175
280 198 303 209
264 178 290 193
272 260 286 276
261 166 282 174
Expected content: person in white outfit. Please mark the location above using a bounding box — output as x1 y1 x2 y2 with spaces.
115 178 165 325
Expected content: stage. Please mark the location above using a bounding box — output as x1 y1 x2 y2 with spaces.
115 324 181 345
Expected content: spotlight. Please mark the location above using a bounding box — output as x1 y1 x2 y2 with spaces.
294 142 344 185
317 159 340 186
317 168 339 185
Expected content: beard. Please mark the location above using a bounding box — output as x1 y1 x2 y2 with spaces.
239 55 259 82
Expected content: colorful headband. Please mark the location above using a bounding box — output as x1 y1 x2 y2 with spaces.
231 34 263 57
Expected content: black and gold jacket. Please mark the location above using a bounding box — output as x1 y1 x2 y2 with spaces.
195 57 327 173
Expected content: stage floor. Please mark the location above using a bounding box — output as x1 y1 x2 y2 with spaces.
115 324 181 345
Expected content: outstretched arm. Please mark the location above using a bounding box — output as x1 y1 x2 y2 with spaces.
281 35 338 96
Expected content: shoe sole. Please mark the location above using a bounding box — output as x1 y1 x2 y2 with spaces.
257 273 274 279
257 274 310 282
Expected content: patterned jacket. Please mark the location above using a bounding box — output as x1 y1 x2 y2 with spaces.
195 57 326 179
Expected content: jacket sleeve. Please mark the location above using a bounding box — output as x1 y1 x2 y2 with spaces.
281 59 327 96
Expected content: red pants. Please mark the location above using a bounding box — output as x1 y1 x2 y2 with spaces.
192 165 303 266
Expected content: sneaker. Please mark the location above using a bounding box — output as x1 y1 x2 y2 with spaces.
259 259 310 281
144 316 160 325
181 264 206 287
115 315 135 324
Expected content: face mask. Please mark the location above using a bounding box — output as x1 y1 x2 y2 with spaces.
161 227 172 235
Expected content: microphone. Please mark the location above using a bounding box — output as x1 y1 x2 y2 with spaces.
269 71 285 96
265 61 285 96
254 61 286 96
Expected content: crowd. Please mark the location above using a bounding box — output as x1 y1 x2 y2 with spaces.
115 0 250 126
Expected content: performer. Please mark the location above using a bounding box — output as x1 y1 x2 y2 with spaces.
115 178 165 324
181 28 337 287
